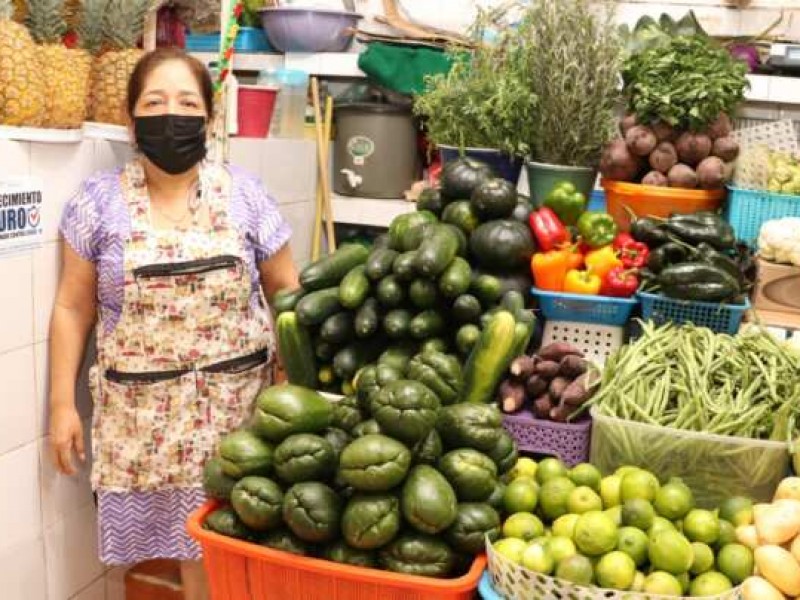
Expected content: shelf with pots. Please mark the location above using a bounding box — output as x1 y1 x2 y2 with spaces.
189 52 365 78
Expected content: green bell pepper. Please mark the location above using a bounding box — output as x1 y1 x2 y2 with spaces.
543 182 587 226
577 211 618 248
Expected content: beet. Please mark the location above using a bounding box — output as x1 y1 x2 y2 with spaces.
642 171 669 187
625 125 658 157
712 136 740 162
675 132 712 166
652 121 676 142
707 113 732 140
667 163 698 189
600 139 641 182
620 114 638 135
697 156 726 190
648 141 678 174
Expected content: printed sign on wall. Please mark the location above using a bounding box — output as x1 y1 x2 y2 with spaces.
0 177 44 256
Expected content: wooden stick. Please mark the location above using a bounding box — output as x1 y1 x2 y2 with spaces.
311 78 336 253
311 97 334 261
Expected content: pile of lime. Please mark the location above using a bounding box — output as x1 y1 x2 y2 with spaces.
493 457 755 595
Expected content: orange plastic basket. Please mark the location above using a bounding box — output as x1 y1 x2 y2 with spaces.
602 179 726 231
187 501 487 600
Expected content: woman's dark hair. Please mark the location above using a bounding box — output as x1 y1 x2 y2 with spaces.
127 48 214 118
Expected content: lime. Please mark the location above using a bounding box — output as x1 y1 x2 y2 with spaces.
536 457 568 485
615 465 641 479
569 463 602 491
568 486 603 515
617 526 649 567
648 516 676 538
555 554 594 586
620 469 660 503
552 514 579 539
690 542 715 575
502 512 545 542
574 511 618 556
507 457 538 481
648 530 694 575
719 496 754 527
689 571 733 596
530 536 549 548
717 543 754 585
522 542 554 574
653 478 695 520
716 519 737 548
676 571 690 594
493 538 527 564
683 509 720 544
631 571 646 592
642 571 683 596
538 477 576 521
622 499 655 531
547 536 577 564
600 475 622 508
605 505 622 526
595 551 636 590
503 478 539 514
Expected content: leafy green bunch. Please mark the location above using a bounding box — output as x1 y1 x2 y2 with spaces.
623 35 749 131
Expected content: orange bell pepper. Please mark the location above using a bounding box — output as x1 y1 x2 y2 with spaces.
584 246 622 280
565 244 585 270
531 249 569 292
563 269 602 295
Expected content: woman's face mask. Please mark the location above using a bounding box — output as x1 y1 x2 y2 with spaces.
134 114 207 175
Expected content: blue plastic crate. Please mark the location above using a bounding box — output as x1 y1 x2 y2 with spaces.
588 189 606 212
725 186 800 246
479 572 503 600
185 27 273 53
638 291 750 335
531 288 637 327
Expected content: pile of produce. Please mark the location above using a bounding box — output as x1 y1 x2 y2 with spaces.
767 151 800 195
492 456 753 596
202 382 520 578
630 211 756 303
497 342 594 422
738 477 800 600
759 218 800 267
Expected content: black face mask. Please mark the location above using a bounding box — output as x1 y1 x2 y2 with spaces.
134 114 208 175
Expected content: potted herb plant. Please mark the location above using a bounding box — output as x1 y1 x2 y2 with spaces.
413 16 536 185
517 0 623 204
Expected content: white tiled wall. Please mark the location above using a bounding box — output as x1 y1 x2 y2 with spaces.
0 136 316 600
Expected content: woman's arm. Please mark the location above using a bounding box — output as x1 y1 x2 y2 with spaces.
258 243 300 303
49 243 98 475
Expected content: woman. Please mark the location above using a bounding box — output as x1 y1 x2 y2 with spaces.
48 48 298 599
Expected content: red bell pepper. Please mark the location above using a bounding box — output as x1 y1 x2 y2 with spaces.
601 266 639 297
612 232 636 251
618 239 650 269
530 207 569 251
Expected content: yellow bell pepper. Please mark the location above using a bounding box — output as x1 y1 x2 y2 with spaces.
584 245 622 280
563 269 602 295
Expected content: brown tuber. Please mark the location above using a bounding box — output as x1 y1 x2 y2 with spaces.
712 136 740 162
649 141 678 174
558 355 588 379
535 360 560 379
707 113 732 140
625 125 658 157
538 342 584 362
509 355 538 380
525 374 548 399
548 377 570 401
561 373 593 406
668 163 698 189
549 402 573 423
498 380 526 413
620 114 638 135
675 132 712 166
600 139 641 182
697 156 726 190
652 121 676 142
532 394 554 419
642 171 669 187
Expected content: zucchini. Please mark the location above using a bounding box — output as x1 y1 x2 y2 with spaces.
409 278 439 309
354 298 380 338
511 310 536 357
470 273 503 307
441 200 480 235
365 248 399 281
339 265 370 309
319 312 355 345
455 324 481 356
295 287 342 326
444 223 468 257
409 310 445 340
438 257 472 299
420 338 449 354
392 251 418 282
272 287 305 315
383 309 413 340
414 224 460 278
299 244 369 291
333 339 384 381
401 222 437 252
372 234 391 249
500 290 526 314
387 211 437 251
460 310 517 403
275 311 317 388
452 294 482 324
376 275 405 308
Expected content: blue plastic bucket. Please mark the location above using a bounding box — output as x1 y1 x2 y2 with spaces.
439 145 524 186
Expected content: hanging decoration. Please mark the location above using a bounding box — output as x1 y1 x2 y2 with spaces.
209 0 244 163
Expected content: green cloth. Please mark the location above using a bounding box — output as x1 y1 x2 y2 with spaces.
358 42 456 96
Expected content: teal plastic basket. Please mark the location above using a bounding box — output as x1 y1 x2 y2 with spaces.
725 186 800 245
638 292 750 335
479 572 503 600
531 288 637 326
186 27 273 53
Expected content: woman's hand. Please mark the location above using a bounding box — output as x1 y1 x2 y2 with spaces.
49 405 85 476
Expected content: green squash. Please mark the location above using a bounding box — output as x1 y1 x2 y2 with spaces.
471 177 518 220
351 419 382 438
338 434 411 492
218 431 274 479
371 380 440 445
436 403 503 452
258 528 310 555
401 465 458 535
438 449 498 502
441 200 481 236
354 363 402 413
322 427 351 458
325 541 377 568
273 434 336 484
416 187 446 216
252 385 333 443
341 494 401 550
487 430 519 475
330 396 364 432
203 507 252 540
445 503 501 555
230 476 284 531
379 533 456 578
406 351 463 406
440 157 495 200
202 457 238 501
412 429 444 466
469 219 536 272
282 482 342 543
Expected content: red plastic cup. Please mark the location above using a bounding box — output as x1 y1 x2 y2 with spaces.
237 85 278 138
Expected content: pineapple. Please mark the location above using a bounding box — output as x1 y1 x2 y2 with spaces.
26 0 91 128
0 0 46 126
89 0 149 125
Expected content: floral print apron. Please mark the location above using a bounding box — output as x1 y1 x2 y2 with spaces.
90 159 274 492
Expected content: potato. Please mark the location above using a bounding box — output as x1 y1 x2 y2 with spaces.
708 112 733 140
600 139 641 182
652 120 676 142
712 136 740 162
755 500 800 544
642 170 669 187
741 576 788 600
697 156 726 190
755 545 800 596
737 524 761 549
776 478 800 502
625 125 658 157
648 141 678 174
675 132 712 166
667 163 698 189
619 113 638 135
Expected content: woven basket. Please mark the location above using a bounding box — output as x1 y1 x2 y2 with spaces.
733 119 799 190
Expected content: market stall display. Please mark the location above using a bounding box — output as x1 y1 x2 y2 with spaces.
0 0 46 126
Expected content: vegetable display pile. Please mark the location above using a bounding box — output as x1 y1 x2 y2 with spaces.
497 342 594 422
759 218 800 267
202 382 519 578
767 151 800 195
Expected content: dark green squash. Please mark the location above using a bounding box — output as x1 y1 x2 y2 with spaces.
441 200 480 236
440 157 495 200
416 188 446 216
471 178 517 220
469 220 536 272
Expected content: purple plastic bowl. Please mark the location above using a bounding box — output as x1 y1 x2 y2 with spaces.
258 7 362 53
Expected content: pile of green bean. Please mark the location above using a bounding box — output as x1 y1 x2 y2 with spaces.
586 321 800 441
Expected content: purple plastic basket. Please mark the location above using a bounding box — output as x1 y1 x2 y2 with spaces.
503 409 592 467
258 7 361 53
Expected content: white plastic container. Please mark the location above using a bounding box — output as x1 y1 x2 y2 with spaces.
258 69 309 138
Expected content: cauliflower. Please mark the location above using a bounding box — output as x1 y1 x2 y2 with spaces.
759 218 800 266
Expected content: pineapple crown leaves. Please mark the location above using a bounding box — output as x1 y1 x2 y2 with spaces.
0 0 13 20
77 0 107 53
25 0 68 44
102 0 151 50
